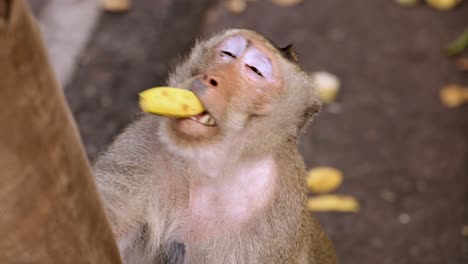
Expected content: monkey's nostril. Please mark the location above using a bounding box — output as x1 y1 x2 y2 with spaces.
209 79 218 87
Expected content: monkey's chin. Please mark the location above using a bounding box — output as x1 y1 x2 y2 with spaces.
167 118 221 144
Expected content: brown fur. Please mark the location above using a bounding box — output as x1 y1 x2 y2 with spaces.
94 29 337 264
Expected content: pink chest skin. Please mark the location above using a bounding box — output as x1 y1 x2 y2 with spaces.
186 158 277 241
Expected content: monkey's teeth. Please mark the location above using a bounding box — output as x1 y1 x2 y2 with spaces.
189 113 216 126
205 116 216 126
198 114 211 125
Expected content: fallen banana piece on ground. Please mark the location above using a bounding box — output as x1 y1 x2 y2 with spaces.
425 0 462 10
139 87 205 117
272 0 303 7
395 0 420 7
439 85 468 108
306 166 343 194
226 0 247 14
101 0 131 12
311 71 341 104
307 195 360 212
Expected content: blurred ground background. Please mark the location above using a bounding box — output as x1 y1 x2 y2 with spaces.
28 0 467 263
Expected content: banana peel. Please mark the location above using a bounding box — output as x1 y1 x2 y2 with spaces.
139 87 205 118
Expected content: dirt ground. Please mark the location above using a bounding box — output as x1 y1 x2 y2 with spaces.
32 0 468 263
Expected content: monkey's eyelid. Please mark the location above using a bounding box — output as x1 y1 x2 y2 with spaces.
246 64 264 78
221 50 237 58
243 48 273 79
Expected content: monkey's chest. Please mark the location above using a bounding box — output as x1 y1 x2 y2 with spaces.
183 158 277 241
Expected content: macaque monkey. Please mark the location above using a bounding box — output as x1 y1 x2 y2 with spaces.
94 29 338 264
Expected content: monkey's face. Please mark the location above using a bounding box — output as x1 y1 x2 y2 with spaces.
166 32 285 145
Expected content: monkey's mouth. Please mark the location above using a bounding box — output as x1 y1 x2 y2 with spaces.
187 111 216 126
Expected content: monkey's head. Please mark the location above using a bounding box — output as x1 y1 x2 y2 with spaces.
160 29 321 151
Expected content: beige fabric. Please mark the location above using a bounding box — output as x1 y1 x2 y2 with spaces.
0 1 122 263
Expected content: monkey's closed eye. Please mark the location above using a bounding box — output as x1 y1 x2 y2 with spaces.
221 50 237 58
246 64 264 78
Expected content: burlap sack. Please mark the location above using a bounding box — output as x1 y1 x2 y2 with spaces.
0 1 121 263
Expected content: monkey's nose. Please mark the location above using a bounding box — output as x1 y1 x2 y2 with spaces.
190 79 207 95
190 76 219 95
208 78 218 87
202 74 218 88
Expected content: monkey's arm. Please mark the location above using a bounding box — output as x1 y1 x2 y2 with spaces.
93 116 164 250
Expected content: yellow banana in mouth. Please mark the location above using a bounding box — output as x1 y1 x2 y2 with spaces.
139 87 205 118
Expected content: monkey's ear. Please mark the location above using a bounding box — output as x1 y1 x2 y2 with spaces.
279 44 298 62
296 94 321 135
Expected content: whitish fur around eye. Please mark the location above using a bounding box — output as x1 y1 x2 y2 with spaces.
219 36 247 59
243 48 273 80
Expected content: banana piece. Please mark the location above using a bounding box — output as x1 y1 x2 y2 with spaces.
425 0 462 10
440 85 468 108
306 166 343 194
395 0 419 6
311 71 340 104
139 87 205 118
307 195 360 212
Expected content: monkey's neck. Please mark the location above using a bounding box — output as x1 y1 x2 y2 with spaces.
238 116 296 155
184 141 234 178
198 131 291 178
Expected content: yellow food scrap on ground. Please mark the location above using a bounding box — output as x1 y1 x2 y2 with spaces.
226 0 247 14
311 71 341 104
139 87 205 118
272 0 303 7
425 0 462 10
307 195 359 212
395 0 420 7
462 225 468 236
439 85 468 108
306 167 343 194
101 0 131 12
